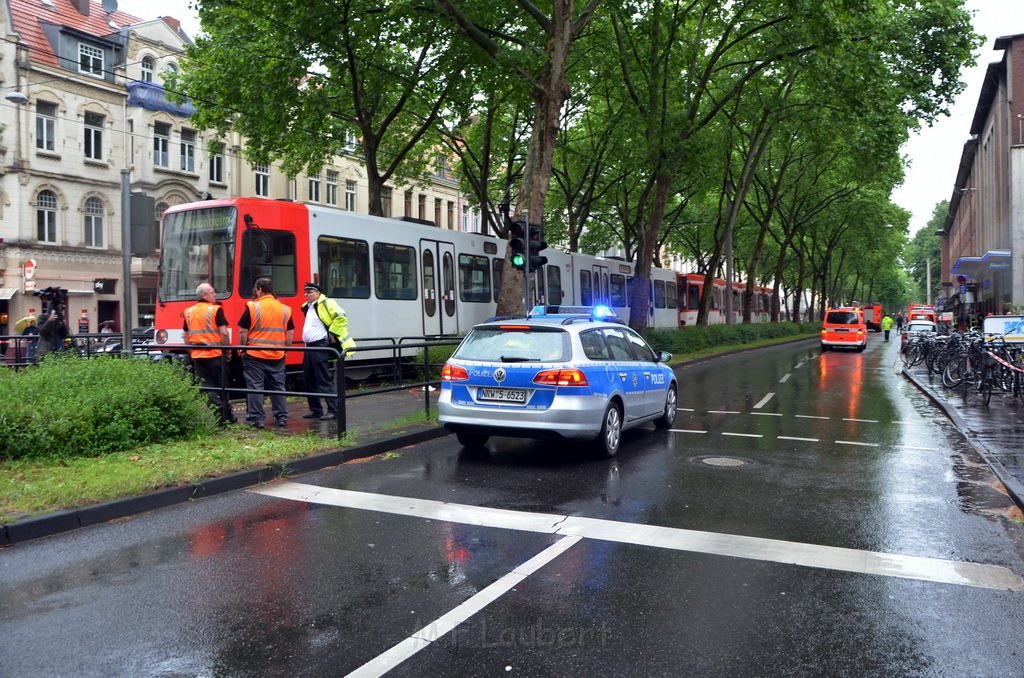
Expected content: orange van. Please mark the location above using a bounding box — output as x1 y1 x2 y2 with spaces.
821 307 867 352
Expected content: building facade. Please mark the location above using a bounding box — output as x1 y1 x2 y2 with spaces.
0 0 471 342
938 32 1024 325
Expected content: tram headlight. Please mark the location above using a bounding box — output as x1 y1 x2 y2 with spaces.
155 329 168 344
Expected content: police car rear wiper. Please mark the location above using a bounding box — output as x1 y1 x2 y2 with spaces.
500 355 536 362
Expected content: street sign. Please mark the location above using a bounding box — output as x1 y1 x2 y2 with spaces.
959 284 968 294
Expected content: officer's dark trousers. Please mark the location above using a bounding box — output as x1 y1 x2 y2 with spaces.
303 341 337 415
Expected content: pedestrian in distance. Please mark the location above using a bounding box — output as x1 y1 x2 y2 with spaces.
300 281 356 420
881 313 894 342
895 312 905 332
21 317 39 363
37 311 69 358
183 282 236 426
238 277 294 429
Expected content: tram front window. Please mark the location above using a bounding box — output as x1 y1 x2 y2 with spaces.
159 207 236 302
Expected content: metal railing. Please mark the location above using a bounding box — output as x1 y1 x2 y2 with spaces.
3 334 461 439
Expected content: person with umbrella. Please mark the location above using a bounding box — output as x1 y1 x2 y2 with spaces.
17 316 39 363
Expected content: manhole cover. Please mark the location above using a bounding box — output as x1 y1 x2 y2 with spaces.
701 457 746 467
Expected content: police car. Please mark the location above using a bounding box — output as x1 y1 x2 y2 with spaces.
437 306 678 457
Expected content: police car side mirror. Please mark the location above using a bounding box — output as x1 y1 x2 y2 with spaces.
659 351 672 363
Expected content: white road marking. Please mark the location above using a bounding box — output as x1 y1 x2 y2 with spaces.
252 482 1023 592
670 428 708 434
835 440 880 448
346 536 581 677
795 414 830 420
677 407 695 412
708 410 741 414
843 417 879 423
722 432 763 438
897 445 939 452
779 373 791 383
753 393 775 409
778 436 819 442
752 412 783 417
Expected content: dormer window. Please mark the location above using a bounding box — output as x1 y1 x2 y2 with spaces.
141 56 154 83
79 43 104 78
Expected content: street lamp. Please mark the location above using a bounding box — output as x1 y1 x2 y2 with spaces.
4 91 28 104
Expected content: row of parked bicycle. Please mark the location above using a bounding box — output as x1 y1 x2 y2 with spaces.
901 329 1024 405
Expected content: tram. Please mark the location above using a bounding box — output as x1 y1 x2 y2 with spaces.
153 197 769 373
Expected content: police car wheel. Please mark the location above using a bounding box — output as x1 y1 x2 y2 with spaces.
456 430 489 449
654 384 677 429
594 402 622 458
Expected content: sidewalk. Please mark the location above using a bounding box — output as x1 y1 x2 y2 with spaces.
1 387 447 546
902 363 1024 511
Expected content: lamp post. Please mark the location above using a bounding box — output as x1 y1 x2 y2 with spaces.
5 90 28 169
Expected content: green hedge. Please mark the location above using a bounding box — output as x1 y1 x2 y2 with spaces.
647 321 821 356
0 354 217 461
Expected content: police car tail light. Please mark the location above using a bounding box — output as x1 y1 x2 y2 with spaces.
442 364 469 381
533 369 589 387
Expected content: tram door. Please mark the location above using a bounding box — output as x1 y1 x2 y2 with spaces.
420 239 457 336
592 264 610 306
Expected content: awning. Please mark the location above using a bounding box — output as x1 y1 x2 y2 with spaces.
0 288 18 300
950 250 1011 279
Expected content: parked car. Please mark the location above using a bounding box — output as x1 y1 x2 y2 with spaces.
901 320 937 349
437 307 678 457
821 307 868 352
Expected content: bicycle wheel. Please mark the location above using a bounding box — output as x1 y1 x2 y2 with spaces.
982 367 993 406
942 356 963 389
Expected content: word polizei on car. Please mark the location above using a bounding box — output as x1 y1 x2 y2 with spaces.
437 306 678 457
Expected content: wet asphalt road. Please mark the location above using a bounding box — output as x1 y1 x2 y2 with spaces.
2 337 1024 677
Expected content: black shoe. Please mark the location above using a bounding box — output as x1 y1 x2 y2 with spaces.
302 412 322 419
276 418 288 427
320 413 336 420
250 420 264 429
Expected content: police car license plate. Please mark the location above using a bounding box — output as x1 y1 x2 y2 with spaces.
478 388 526 403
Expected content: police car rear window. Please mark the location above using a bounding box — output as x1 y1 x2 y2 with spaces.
455 327 567 362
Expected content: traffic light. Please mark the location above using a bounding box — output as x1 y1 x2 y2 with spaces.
509 220 527 270
529 224 548 269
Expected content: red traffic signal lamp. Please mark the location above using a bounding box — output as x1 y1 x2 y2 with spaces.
529 224 548 269
509 220 527 270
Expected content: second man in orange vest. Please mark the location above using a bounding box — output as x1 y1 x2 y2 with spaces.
238 277 295 429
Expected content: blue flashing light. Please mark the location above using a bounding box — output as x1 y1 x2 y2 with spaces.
592 305 615 319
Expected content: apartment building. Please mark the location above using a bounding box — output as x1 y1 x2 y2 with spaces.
938 32 1024 325
0 0 472 340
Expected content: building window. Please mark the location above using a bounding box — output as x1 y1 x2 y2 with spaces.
381 187 392 218
343 129 359 152
84 111 104 160
209 152 224 183
37 190 57 243
434 198 441 226
404 190 413 217
141 56 154 82
435 155 446 178
418 194 426 220
308 174 321 202
326 170 338 205
345 180 357 211
85 196 104 248
255 163 270 197
162 62 178 84
154 122 170 167
180 129 196 172
36 101 57 152
79 43 103 77
448 201 455 230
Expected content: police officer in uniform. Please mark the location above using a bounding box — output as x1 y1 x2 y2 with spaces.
183 282 235 425
238 277 294 428
300 281 356 420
